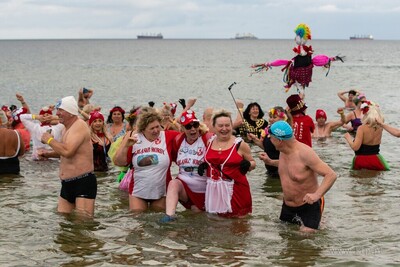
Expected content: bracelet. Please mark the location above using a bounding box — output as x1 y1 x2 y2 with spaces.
32 114 36 120
47 137 54 145
239 108 243 112
21 102 26 104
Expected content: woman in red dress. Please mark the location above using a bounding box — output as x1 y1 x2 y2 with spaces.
203 110 256 217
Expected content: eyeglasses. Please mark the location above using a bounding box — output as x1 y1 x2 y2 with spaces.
184 121 200 130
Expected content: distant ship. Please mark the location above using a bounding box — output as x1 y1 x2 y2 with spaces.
235 33 258 40
137 33 163 39
350 34 373 40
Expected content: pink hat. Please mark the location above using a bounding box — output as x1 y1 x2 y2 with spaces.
179 110 199 126
315 109 327 120
89 111 105 125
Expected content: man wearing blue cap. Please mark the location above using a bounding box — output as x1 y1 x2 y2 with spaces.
269 121 337 232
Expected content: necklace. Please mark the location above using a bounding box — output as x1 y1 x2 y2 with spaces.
215 139 229 154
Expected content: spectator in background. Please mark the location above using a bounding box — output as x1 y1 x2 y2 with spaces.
107 106 128 142
337 89 358 110
78 88 94 109
0 110 25 175
286 94 314 147
89 111 113 172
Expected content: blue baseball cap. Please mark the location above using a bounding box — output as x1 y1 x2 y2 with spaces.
269 121 293 140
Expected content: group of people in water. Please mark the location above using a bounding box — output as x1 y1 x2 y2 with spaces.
0 87 398 232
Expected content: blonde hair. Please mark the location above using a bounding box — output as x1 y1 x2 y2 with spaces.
212 109 232 126
136 108 162 133
90 121 112 145
362 105 384 128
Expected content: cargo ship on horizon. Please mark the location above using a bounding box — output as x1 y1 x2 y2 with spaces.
234 33 258 40
137 33 163 39
350 34 373 40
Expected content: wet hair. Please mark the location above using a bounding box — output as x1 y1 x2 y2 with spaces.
212 109 232 126
136 107 162 133
107 106 125 124
243 102 265 121
362 105 383 128
349 90 357 96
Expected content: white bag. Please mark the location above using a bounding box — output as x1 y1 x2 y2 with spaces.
205 178 234 213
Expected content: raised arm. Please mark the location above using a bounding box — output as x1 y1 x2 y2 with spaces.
376 118 400 137
16 93 31 114
337 90 349 103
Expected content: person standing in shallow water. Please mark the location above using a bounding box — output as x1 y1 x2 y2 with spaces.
203 110 256 218
286 94 314 147
107 106 127 142
161 110 213 222
344 103 389 171
235 102 268 142
88 111 112 172
0 110 25 175
312 109 344 139
41 96 96 217
269 121 337 232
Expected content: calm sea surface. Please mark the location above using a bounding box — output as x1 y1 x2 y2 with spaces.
1 39 400 266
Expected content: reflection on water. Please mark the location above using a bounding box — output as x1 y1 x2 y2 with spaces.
55 217 104 266
272 230 323 267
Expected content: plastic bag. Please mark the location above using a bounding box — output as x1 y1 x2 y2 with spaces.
119 168 133 192
107 135 123 162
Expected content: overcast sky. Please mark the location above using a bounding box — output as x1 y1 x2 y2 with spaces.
0 0 399 40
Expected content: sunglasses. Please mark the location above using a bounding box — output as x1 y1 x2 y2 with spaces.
184 121 200 130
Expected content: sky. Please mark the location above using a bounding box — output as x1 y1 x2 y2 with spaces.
0 0 399 40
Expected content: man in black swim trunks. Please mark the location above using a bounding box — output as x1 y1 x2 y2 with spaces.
269 121 337 232
41 96 96 217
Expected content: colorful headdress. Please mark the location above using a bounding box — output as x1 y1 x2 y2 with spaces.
269 108 287 120
294 23 311 45
360 100 378 114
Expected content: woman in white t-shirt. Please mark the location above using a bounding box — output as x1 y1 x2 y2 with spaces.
114 108 179 212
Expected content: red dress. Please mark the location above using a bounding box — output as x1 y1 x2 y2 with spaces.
292 115 314 147
205 139 252 217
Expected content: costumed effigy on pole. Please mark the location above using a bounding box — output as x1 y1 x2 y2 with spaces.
251 23 344 96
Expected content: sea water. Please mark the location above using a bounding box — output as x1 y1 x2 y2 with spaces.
1 39 400 266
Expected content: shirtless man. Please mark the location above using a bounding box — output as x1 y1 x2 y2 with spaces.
41 96 96 216
312 109 344 139
269 121 337 232
78 88 94 109
337 89 358 110
0 110 25 174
